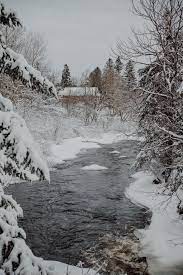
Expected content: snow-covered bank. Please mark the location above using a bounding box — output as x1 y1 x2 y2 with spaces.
48 137 100 165
47 132 139 166
126 172 183 274
45 261 98 275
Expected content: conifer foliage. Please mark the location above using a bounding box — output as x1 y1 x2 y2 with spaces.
89 67 102 92
0 3 56 274
0 4 56 98
124 60 136 91
61 64 71 88
114 56 123 74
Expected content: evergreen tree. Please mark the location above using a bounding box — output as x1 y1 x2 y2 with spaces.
105 58 114 71
0 4 57 274
115 56 123 74
124 60 137 91
89 67 102 92
61 64 71 88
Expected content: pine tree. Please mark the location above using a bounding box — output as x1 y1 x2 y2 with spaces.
0 4 57 274
61 64 71 88
105 58 114 71
102 58 115 96
124 60 137 91
89 67 102 92
115 56 123 74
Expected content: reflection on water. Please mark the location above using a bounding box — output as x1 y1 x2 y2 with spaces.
6 141 150 265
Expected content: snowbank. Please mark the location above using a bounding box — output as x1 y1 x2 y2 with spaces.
89 132 140 145
81 164 108 171
110 150 120 154
119 155 127 159
126 171 183 274
45 261 98 275
48 137 100 165
47 130 138 167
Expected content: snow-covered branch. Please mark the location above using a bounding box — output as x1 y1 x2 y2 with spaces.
0 45 57 97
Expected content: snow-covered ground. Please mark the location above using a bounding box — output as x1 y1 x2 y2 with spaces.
81 164 108 170
17 100 138 167
45 261 98 275
126 171 183 274
48 137 100 165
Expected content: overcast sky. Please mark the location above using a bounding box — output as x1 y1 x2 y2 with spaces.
5 0 142 76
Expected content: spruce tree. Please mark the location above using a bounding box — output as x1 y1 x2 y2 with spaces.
115 56 123 74
124 60 137 91
105 58 114 71
89 67 102 92
61 64 71 88
0 3 57 274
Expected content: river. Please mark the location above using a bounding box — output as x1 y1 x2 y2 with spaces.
6 140 150 266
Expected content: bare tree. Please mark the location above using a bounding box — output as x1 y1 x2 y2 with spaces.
20 31 49 74
117 0 183 203
0 25 49 75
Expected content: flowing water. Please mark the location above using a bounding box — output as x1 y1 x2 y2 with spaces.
6 140 150 266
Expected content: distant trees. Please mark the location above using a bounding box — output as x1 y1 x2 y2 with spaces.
115 56 123 74
61 64 72 89
20 31 49 74
124 60 136 91
61 56 137 121
0 25 49 76
89 67 102 91
102 58 116 96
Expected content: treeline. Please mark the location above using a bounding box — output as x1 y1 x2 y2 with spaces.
58 58 138 120
58 57 136 92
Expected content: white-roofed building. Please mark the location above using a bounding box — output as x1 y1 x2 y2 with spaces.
58 87 100 97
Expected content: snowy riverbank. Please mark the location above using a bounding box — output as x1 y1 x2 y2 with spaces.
47 132 139 166
126 172 183 274
45 261 98 275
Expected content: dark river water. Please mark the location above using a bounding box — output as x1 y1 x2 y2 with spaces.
6 140 150 266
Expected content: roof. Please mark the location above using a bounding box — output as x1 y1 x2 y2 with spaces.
58 87 100 96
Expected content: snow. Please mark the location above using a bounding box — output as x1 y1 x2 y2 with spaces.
0 45 57 97
126 171 183 273
110 150 120 154
81 164 108 171
0 110 49 184
48 137 100 165
45 261 98 275
89 132 140 145
0 93 13 111
48 131 138 167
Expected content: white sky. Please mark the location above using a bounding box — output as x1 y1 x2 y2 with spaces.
5 0 142 76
